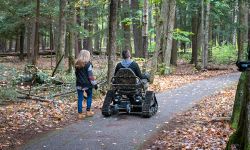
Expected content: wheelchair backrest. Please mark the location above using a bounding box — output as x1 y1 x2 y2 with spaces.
112 68 138 85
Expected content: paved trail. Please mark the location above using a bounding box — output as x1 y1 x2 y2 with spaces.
20 73 240 150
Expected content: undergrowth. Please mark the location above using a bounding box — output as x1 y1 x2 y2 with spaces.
212 44 237 64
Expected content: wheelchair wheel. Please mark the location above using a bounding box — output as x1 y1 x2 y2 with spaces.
142 91 158 118
102 90 114 117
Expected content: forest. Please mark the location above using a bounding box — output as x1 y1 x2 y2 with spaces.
0 0 249 149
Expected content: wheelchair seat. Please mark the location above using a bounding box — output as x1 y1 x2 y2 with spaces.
112 68 143 95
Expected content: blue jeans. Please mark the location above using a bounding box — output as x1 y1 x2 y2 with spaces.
77 88 93 113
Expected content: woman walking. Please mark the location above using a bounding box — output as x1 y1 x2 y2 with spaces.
75 50 98 119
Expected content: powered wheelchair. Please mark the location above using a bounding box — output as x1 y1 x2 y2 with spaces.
101 68 158 118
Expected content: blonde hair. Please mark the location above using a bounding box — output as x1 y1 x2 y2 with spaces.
75 50 91 68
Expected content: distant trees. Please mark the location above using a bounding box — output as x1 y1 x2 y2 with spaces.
0 0 248 75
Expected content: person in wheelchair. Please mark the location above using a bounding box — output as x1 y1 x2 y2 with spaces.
114 50 150 89
102 50 158 117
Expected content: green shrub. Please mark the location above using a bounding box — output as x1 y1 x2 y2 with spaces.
212 44 237 64
178 50 192 62
0 86 17 103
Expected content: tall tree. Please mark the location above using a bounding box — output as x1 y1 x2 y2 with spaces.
131 0 143 57
171 13 177 66
19 24 25 61
202 0 210 69
191 7 199 67
237 0 248 61
32 0 40 65
198 0 205 69
232 0 238 46
107 0 118 84
142 0 149 58
121 0 132 53
56 0 67 71
158 0 176 74
68 1 76 73
83 0 93 53
76 7 82 55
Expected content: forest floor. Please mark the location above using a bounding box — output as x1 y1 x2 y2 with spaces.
142 86 236 149
0 56 237 150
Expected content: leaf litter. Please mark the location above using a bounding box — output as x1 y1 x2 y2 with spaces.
142 86 236 150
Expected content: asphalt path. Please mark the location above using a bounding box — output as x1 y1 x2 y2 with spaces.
20 72 240 150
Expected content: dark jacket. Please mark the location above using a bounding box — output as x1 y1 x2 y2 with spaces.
75 62 93 88
114 61 143 79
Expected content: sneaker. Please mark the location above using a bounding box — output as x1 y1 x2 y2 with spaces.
86 110 95 117
78 113 86 119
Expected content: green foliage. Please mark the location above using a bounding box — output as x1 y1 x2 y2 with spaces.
59 72 76 84
36 71 49 84
157 63 172 75
121 17 132 26
212 44 237 64
149 0 162 5
0 64 17 103
133 57 145 62
172 28 193 43
178 50 192 62
0 86 17 102
158 63 166 75
148 42 156 53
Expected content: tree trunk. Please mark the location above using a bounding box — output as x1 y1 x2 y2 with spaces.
131 0 143 57
179 9 186 53
83 19 91 50
107 0 118 85
94 23 100 53
121 0 132 53
247 14 250 61
198 0 205 69
68 3 76 73
202 1 210 69
41 35 46 51
19 24 25 61
0 39 5 52
8 40 12 52
227 72 250 149
76 7 82 55
233 0 238 46
191 11 198 66
25 23 31 60
32 0 40 65
150 2 161 83
49 18 54 51
154 0 176 75
15 35 20 53
171 13 177 66
238 0 248 61
93 7 100 53
83 2 93 53
163 0 176 74
142 0 149 58
148 4 153 51
56 0 67 71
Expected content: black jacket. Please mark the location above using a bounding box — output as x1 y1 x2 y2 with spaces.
75 62 92 88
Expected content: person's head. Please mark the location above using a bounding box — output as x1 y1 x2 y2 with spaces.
75 50 91 68
122 50 131 59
